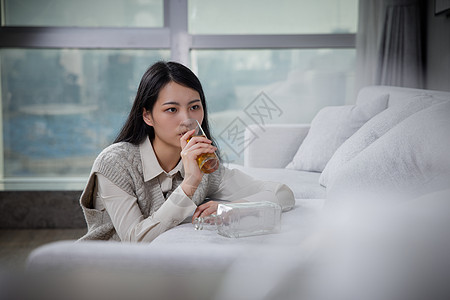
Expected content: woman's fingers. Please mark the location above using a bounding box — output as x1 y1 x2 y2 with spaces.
181 144 217 160
192 201 219 222
180 129 195 148
181 135 212 150
192 208 202 221
180 130 211 146
180 130 215 161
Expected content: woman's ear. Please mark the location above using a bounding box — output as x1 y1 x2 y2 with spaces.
143 108 153 126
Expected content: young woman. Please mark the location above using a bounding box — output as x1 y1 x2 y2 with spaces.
79 61 295 242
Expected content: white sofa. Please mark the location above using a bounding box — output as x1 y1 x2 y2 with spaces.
22 86 450 300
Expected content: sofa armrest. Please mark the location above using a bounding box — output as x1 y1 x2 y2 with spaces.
244 124 310 168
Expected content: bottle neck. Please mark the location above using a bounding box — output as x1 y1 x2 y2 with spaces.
193 214 220 231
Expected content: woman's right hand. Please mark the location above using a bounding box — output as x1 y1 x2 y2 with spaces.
179 129 217 198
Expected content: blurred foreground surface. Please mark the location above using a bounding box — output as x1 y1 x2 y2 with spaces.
2 189 450 300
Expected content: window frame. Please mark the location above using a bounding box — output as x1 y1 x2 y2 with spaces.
0 0 355 61
0 0 355 189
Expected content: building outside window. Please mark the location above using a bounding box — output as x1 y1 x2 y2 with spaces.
0 0 357 190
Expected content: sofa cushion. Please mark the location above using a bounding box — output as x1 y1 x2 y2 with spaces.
320 95 442 187
326 101 450 199
286 94 389 172
228 164 326 199
355 85 450 107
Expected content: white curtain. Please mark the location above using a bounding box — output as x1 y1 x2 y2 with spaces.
355 0 424 91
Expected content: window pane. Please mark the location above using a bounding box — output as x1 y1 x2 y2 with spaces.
191 49 355 164
1 48 169 178
189 0 358 34
3 0 163 27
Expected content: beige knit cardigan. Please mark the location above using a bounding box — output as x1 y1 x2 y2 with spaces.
79 142 224 241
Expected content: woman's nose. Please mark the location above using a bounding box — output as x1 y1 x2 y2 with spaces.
180 114 191 124
182 110 196 121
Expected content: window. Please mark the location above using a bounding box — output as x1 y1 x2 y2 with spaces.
188 0 357 163
192 48 355 162
0 0 357 190
189 0 357 34
4 0 164 27
192 48 355 163
2 49 168 179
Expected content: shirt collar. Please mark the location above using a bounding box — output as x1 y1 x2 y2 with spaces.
139 137 184 182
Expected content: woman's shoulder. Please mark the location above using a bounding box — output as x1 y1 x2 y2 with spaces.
101 141 138 154
94 142 140 168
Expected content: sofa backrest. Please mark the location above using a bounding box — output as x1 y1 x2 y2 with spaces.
356 85 450 107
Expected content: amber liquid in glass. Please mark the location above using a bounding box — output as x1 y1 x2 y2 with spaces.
187 135 219 174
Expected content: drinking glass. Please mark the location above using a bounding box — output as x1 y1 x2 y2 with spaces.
179 119 219 174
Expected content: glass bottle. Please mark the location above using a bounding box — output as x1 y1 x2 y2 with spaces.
193 201 282 238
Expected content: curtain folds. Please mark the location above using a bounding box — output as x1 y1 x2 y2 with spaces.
356 0 425 91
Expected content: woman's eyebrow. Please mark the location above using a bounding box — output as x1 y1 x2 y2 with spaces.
162 99 201 106
162 101 179 106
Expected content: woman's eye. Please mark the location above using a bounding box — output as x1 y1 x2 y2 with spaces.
190 105 200 110
166 107 177 113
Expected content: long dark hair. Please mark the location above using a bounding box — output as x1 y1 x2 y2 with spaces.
114 61 220 158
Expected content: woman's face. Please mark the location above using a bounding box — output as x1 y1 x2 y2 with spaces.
143 81 204 149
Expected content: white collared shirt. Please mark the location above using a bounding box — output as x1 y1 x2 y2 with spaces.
139 132 185 197
94 137 295 243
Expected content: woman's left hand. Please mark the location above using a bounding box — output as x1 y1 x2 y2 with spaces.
192 201 219 222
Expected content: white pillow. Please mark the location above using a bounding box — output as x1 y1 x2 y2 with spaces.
320 95 442 187
286 94 388 172
326 101 450 200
